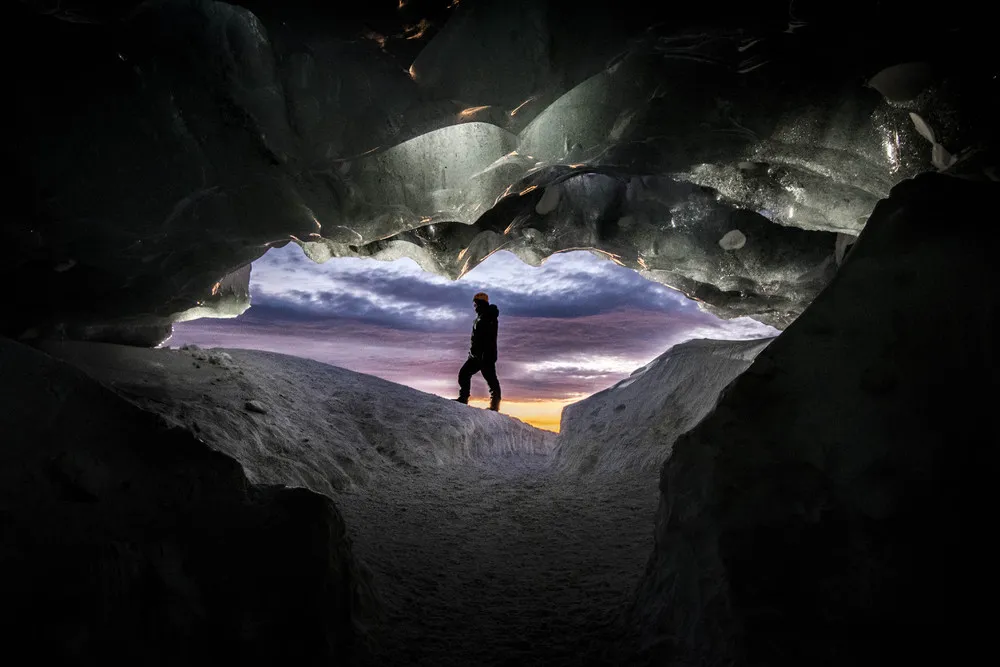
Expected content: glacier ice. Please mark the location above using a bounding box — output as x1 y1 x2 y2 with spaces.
4 0 995 342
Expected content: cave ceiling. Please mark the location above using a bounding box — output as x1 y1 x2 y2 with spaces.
5 0 996 343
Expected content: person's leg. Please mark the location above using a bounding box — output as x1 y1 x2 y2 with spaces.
456 357 480 403
481 363 502 411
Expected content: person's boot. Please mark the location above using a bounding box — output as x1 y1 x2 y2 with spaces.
488 395 501 411
453 396 469 404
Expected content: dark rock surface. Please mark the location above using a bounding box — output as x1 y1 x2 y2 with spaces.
630 172 998 665
0 337 373 665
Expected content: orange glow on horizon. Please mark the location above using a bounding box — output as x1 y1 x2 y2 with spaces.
465 397 580 433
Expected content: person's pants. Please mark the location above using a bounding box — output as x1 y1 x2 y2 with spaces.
458 356 501 407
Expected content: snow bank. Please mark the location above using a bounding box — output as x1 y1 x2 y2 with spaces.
1 337 372 664
40 342 555 498
554 337 773 473
630 173 998 666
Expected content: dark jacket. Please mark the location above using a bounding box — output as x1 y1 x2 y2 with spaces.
469 303 499 363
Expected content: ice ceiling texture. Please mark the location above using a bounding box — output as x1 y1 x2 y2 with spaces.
5 0 997 344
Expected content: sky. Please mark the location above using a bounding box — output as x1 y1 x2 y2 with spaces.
168 245 777 431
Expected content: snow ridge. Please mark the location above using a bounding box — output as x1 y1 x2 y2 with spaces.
554 337 774 473
40 343 555 497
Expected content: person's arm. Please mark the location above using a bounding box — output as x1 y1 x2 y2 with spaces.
470 321 482 359
487 318 499 361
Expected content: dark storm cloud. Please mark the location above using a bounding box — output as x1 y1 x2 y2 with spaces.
251 277 467 331
245 245 693 331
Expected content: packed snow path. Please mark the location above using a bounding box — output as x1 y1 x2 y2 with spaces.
336 454 658 666
41 342 669 665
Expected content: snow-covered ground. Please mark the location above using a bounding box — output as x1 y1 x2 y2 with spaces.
554 337 774 473
41 342 552 497
39 339 748 665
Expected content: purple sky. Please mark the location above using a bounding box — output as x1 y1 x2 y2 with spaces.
168 245 776 427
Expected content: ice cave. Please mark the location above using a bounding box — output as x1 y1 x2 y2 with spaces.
2 1 997 665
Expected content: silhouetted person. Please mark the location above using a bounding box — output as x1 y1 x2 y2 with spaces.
455 291 501 411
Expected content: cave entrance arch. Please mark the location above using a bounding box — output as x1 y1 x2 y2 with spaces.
168 244 777 432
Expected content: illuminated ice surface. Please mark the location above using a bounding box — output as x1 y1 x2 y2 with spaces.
10 0 990 342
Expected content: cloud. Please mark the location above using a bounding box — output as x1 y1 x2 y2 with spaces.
169 244 778 411
244 245 699 330
170 305 776 402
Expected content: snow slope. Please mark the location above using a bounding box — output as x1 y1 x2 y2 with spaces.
39 336 778 665
41 342 554 497
2 337 372 664
554 337 774 473
630 173 1000 667
41 341 657 666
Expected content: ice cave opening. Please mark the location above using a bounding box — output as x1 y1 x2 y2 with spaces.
167 243 778 432
147 241 782 665
3 1 997 666
41 240 782 666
